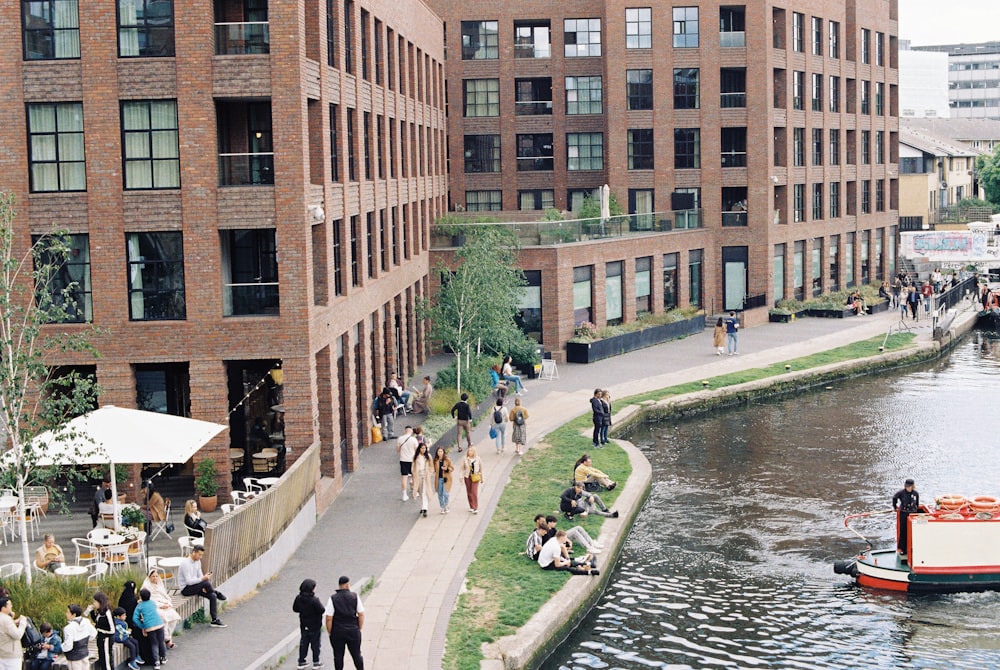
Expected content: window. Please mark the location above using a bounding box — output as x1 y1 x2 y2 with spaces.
568 188 600 213
564 18 601 57
793 127 804 166
719 6 745 47
122 100 179 189
876 179 885 212
688 249 702 306
349 215 359 287
792 70 804 110
812 240 822 296
663 253 677 310
343 0 354 73
363 112 371 180
629 189 654 229
829 128 840 165
793 184 805 222
861 80 870 114
346 108 356 180
861 180 871 214
830 181 839 218
22 0 80 59
221 229 278 316
329 104 340 181
327 0 337 67
774 244 785 303
514 20 550 58
720 68 746 108
375 114 384 179
126 231 186 320
118 0 174 57
332 218 343 296
27 102 86 192
517 133 553 171
466 190 501 211
625 8 651 49
463 79 499 117
829 235 839 290
33 233 91 323
812 183 823 220
673 68 699 109
875 131 884 164
567 133 603 171
516 78 553 116
606 261 624 326
673 7 698 48
794 241 805 299
572 265 593 325
829 21 839 58
519 270 543 341
792 12 803 52
628 129 653 170
360 9 369 80
721 127 746 168
875 31 884 66
566 76 602 115
811 16 822 55
861 129 870 164
627 69 653 110
875 81 884 115
365 212 375 278
861 28 870 64
635 256 652 315
811 73 823 111
464 135 500 173
373 19 382 86
829 75 840 112
674 128 700 169
811 128 823 166
721 186 747 226
672 188 700 228
461 20 498 59
518 190 554 211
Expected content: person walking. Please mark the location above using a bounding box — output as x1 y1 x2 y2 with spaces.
725 311 739 355
921 280 933 315
509 398 529 456
599 390 612 446
292 579 325 670
461 447 483 513
590 389 605 449
451 393 473 452
411 442 435 517
325 576 364 670
712 317 725 355
433 446 454 514
396 427 418 502
907 284 920 321
900 286 910 319
491 398 507 454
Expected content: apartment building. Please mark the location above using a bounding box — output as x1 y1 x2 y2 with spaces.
914 41 1000 120
0 0 447 490
429 0 900 352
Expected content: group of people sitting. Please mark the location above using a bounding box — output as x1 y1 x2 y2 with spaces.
374 373 434 439
561 455 618 520
488 355 527 399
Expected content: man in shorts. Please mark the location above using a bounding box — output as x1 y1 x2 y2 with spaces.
396 427 418 501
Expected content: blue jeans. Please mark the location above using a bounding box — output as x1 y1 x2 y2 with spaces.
494 425 506 450
437 478 450 510
726 332 738 353
503 374 525 392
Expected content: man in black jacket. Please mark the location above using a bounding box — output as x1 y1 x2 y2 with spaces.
292 579 325 670
590 389 605 448
325 576 364 670
892 478 920 560
560 482 618 519
451 393 473 452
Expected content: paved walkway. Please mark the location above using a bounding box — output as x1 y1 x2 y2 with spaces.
163 299 969 670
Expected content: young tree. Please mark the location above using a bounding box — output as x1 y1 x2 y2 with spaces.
0 192 100 583
977 148 1000 206
421 224 528 393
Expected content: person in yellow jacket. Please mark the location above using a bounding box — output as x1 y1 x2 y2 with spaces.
509 398 530 455
573 454 617 490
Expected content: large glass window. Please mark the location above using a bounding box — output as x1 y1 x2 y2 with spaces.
135 363 189 415
565 76 602 115
626 69 653 110
630 188 654 229
721 127 746 168
635 256 652 315
792 70 804 110
464 135 500 173
514 20 550 58
221 228 278 317
829 76 840 112
875 81 884 115
515 78 553 116
22 0 80 60
861 130 871 164
812 183 823 220
773 244 785 304
876 179 885 212
118 0 174 57
845 233 855 287
625 8 651 49
861 80 871 114
33 233 92 323
564 18 601 57
463 79 500 117
812 128 823 166
126 231 186 320
793 241 804 300
628 129 653 170
663 253 678 310
793 183 805 222
875 131 884 164
518 270 542 342
876 31 885 66
861 180 871 214
688 249 703 307
792 12 803 52
567 133 603 171
812 240 822 296
830 181 840 218
861 28 871 64
573 266 593 325
673 68 699 109
516 134 553 172
793 127 805 167
811 16 822 55
812 73 823 111
329 104 340 182
465 190 501 211
829 235 840 290
674 128 700 169
720 68 745 108
518 190 554 211
606 261 624 325
27 102 86 192
672 7 698 48
461 20 498 60
829 21 840 58
672 188 701 229
122 100 180 189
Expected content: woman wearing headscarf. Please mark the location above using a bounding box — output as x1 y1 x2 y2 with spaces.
140 569 181 648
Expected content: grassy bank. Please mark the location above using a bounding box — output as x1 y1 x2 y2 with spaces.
443 331 919 669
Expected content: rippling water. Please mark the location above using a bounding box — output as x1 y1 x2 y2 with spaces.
541 331 1000 670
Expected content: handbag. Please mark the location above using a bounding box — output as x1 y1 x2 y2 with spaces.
165 521 175 534
470 472 482 483
488 425 498 439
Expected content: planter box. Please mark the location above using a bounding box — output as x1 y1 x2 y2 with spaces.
769 309 807 323
806 306 855 319
566 315 705 363
868 299 890 314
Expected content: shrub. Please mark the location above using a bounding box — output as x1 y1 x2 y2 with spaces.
435 355 495 405
3 569 146 627
569 307 702 343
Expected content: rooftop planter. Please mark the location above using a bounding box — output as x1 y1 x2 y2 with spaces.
566 310 704 364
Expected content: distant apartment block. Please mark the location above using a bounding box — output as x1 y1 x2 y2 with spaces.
914 41 1000 119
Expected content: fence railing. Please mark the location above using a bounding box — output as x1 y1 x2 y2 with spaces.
203 443 319 584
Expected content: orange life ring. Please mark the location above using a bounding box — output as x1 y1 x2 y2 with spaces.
936 494 967 510
970 495 1000 512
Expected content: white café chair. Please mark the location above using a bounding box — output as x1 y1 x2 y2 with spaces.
72 538 99 565
178 535 198 557
220 503 235 515
103 543 130 573
0 563 22 579
231 491 252 506
86 562 109 584
243 478 264 494
149 498 173 542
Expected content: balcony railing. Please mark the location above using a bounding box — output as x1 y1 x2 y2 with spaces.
721 151 747 168
516 156 553 172
219 153 275 186
720 31 746 48
515 101 553 116
431 209 703 248
224 282 279 316
722 211 748 226
215 22 270 55
514 42 551 59
720 92 746 108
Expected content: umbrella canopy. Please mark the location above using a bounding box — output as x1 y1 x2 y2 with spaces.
600 183 611 221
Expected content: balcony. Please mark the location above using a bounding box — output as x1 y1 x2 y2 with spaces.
720 31 746 48
720 92 746 108
219 152 275 186
722 211 748 226
224 282 279 316
215 22 269 55
721 151 747 168
515 101 553 116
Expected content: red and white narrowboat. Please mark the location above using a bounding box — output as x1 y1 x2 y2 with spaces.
834 494 1000 592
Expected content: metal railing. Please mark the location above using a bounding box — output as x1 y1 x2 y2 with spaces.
224 282 279 316
720 31 746 48
721 211 748 226
219 152 274 186
215 22 270 55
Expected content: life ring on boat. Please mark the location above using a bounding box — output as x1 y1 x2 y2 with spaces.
970 495 1000 512
936 494 968 510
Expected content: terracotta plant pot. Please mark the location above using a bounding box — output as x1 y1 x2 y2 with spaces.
198 494 218 513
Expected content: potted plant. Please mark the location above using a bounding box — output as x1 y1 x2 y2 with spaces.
195 458 220 513
120 504 145 532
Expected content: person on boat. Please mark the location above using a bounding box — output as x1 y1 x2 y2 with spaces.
892 478 920 560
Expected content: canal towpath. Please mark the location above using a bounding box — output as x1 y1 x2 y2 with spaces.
164 298 969 670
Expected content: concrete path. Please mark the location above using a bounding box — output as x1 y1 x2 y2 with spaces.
161 297 971 670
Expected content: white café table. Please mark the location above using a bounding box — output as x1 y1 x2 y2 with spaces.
54 565 88 578
257 477 280 488
157 556 185 589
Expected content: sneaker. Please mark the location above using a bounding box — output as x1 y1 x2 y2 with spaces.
402 492 409 501
153 664 160 669
160 658 167 664
313 664 324 669
298 663 309 670
611 511 619 518
129 662 140 670
607 482 617 491
472 508 478 514
136 659 146 665
590 569 601 576
589 546 602 554
216 592 227 601
210 619 227 628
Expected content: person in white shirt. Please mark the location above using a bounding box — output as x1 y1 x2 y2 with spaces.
325 576 364 670
62 605 97 670
537 531 598 576
177 546 228 628
396 427 418 501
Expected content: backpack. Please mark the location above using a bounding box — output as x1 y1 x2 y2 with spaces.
513 411 525 426
493 408 503 424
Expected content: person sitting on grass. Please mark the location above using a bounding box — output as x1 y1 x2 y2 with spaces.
537 530 599 576
561 482 618 519
573 454 617 491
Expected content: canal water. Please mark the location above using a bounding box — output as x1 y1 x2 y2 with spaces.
542 330 1000 670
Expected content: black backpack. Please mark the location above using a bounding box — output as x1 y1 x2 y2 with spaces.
513 411 525 426
493 408 503 424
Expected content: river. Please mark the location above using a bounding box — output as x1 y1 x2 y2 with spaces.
541 330 1000 670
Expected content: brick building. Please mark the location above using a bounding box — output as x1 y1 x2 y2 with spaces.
429 0 900 354
0 0 447 491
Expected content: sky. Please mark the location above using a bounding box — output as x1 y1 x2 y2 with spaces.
900 0 1000 46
